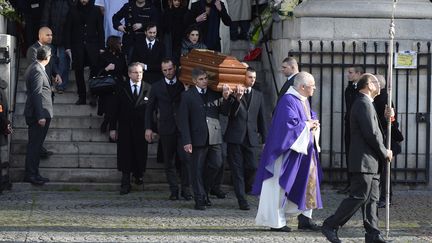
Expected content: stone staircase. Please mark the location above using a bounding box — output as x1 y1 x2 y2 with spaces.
9 58 162 190
9 40 267 190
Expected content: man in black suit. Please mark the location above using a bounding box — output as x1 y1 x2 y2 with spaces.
131 23 165 84
23 46 54 185
145 58 192 201
26 27 62 159
224 67 267 210
109 62 151 195
338 66 364 194
179 68 230 210
322 73 393 243
277 57 299 102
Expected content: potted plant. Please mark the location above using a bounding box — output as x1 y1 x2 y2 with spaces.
0 0 21 34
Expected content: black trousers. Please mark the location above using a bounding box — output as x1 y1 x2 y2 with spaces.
25 117 51 178
324 173 381 235
72 46 99 99
191 144 223 200
227 141 257 204
160 134 191 193
344 125 352 185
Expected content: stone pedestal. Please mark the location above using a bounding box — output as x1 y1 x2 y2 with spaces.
264 0 432 187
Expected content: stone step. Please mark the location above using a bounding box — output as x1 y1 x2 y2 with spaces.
15 103 98 117
16 91 80 104
10 168 167 183
17 77 79 92
10 140 158 155
9 153 163 169
12 128 111 142
11 182 122 191
10 167 167 183
12 115 104 129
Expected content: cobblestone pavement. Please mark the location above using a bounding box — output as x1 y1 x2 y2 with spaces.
0 188 431 243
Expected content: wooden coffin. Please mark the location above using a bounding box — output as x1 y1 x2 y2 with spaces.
179 49 247 91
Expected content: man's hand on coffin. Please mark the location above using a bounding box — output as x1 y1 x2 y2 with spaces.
222 84 231 99
234 85 245 101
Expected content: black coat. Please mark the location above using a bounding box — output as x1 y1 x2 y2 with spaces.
97 50 128 82
186 0 231 51
224 89 267 146
131 40 165 84
26 42 58 81
161 6 188 62
109 81 152 173
178 87 228 146
64 2 105 52
40 0 75 46
145 78 185 135
112 2 160 50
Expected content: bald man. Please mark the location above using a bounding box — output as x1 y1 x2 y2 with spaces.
26 27 62 159
27 27 62 86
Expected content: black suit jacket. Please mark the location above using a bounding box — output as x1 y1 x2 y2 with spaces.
131 40 165 84
179 87 228 146
24 62 53 120
277 73 297 102
145 78 185 135
348 93 387 174
224 89 267 146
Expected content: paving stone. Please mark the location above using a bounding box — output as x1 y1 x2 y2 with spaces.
0 190 430 242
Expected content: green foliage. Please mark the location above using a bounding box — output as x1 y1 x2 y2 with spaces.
0 0 22 23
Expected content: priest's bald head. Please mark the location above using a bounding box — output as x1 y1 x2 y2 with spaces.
293 71 316 98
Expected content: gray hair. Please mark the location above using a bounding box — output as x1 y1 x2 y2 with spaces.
191 67 207 80
128 62 144 72
36 46 51 61
293 71 314 88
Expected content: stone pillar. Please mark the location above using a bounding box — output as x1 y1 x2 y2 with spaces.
265 0 432 188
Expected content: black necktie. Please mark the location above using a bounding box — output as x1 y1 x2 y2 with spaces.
244 89 251 107
148 43 152 50
169 80 174 85
133 84 138 99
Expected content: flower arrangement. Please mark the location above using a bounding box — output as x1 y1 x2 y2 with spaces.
0 0 21 23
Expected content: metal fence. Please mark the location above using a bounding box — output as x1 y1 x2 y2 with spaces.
289 40 430 185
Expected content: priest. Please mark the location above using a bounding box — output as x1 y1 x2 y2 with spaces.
252 71 322 232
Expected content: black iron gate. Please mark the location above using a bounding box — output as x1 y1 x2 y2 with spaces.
289 40 431 185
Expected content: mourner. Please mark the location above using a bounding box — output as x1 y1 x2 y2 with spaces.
109 62 151 195
322 73 393 243
178 68 230 210
224 67 267 210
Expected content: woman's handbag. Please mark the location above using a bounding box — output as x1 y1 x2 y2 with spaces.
88 75 116 96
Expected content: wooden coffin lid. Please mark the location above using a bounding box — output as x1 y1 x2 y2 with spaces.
179 49 247 91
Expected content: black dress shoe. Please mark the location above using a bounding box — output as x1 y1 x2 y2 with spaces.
194 199 206 210
205 196 212 206
337 185 350 194
169 191 179 200
239 202 250 211
23 177 45 186
298 214 321 231
134 177 143 185
181 191 193 201
120 184 131 195
270 225 292 232
321 224 341 243
366 233 389 243
36 175 50 183
210 189 226 199
40 150 54 159
75 98 86 105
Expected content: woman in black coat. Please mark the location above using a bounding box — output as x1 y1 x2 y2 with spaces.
65 0 104 105
97 36 128 134
161 0 188 65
